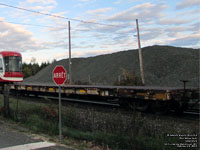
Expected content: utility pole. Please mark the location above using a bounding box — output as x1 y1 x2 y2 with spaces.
180 80 189 99
136 19 145 85
68 21 72 84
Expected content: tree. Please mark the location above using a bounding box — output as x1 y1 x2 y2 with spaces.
115 68 142 86
23 65 32 78
22 60 51 78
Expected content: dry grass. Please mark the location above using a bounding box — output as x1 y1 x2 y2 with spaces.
0 95 199 150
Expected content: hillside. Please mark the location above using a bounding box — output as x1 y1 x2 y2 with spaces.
24 45 199 87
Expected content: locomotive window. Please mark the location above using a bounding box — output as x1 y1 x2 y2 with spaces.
0 58 3 72
4 56 22 72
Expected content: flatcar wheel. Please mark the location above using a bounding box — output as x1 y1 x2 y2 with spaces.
150 101 171 114
136 101 151 112
171 100 183 114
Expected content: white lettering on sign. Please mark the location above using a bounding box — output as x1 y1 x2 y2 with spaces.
53 72 66 78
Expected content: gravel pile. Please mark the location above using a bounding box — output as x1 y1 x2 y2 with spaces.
24 45 199 87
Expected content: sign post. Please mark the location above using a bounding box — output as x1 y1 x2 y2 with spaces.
4 83 10 117
53 65 67 141
58 85 61 141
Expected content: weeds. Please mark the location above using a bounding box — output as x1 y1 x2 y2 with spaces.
0 95 199 150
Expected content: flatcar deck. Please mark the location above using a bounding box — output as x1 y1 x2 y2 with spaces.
4 82 199 112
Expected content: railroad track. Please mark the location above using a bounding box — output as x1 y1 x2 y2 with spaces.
29 94 120 107
9 93 200 120
183 111 200 118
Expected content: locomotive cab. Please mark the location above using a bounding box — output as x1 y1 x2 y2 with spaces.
0 51 23 82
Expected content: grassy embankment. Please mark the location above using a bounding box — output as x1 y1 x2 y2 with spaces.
0 95 198 150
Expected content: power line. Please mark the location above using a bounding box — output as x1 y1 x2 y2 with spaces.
0 20 134 32
0 20 135 38
0 20 66 29
0 2 126 28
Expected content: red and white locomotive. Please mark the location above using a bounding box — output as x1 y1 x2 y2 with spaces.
0 51 23 82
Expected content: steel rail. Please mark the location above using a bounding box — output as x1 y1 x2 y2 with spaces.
27 94 120 107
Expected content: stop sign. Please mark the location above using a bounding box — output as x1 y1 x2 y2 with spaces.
53 65 67 85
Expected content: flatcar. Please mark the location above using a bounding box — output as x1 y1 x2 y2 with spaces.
0 51 23 82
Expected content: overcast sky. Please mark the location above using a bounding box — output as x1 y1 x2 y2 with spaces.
0 0 199 64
